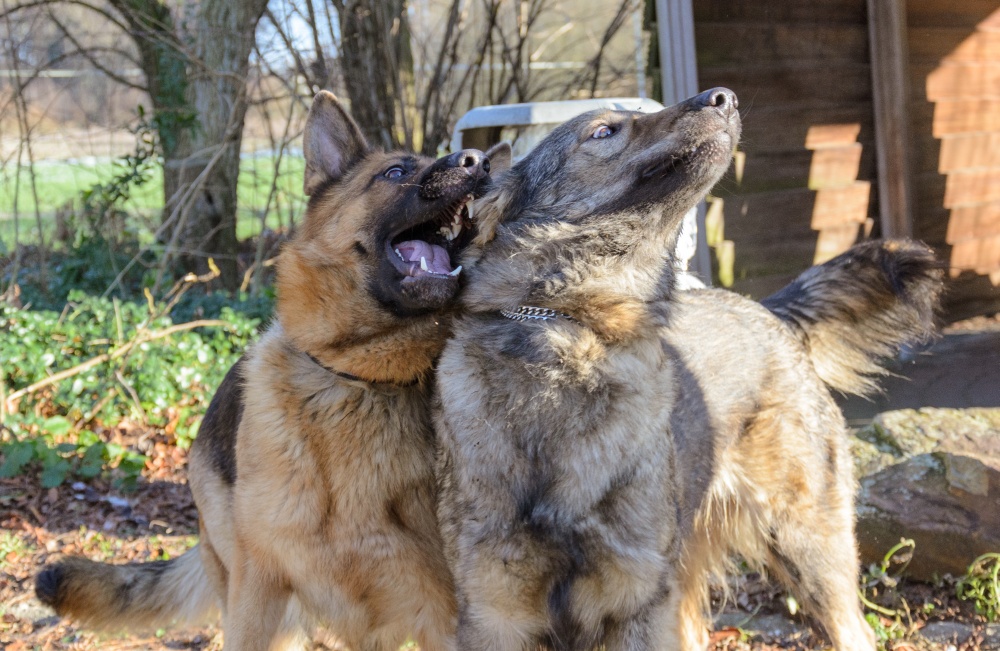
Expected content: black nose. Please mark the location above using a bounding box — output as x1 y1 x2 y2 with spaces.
446 149 490 179
688 87 738 118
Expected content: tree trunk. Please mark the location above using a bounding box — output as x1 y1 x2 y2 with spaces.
336 0 415 151
111 0 267 291
108 0 193 250
165 0 267 290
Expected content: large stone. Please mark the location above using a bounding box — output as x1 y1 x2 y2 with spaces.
852 408 1000 580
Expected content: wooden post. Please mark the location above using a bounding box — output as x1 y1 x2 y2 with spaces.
655 0 712 283
867 0 914 238
654 0 699 105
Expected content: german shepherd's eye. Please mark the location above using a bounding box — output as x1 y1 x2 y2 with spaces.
591 125 615 139
384 166 406 179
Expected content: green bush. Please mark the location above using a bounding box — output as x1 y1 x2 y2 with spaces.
1 290 261 490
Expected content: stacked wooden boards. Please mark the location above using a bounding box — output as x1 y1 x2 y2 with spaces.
692 0 1000 314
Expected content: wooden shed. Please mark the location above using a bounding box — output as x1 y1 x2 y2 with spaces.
656 0 1000 317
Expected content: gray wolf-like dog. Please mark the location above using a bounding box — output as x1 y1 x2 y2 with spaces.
435 86 941 651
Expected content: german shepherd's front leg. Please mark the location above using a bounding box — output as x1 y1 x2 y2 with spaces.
602 598 676 651
224 545 291 651
453 548 551 651
456 601 545 651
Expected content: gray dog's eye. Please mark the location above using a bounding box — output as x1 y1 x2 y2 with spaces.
591 125 615 139
384 166 405 179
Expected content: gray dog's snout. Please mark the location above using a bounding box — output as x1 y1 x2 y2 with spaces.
689 87 738 118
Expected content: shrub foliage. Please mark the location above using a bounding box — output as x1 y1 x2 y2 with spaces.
1 290 260 490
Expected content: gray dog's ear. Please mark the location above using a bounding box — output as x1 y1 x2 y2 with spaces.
484 142 512 176
303 91 370 196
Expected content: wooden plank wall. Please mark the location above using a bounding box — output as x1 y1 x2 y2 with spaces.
909 0 1000 308
693 0 876 296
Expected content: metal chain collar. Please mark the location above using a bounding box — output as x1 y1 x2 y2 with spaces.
498 305 577 323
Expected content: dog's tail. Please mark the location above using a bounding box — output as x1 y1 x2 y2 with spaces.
35 545 217 631
761 239 944 397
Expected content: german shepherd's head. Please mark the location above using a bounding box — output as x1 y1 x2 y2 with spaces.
277 92 510 383
464 89 741 341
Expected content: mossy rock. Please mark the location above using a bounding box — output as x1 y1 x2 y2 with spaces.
851 408 1000 580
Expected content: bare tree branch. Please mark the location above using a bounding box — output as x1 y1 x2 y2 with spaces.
47 10 147 91
0 0 130 32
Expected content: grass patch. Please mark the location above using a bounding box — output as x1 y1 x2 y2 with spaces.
0 154 307 249
0 531 33 566
957 552 1000 622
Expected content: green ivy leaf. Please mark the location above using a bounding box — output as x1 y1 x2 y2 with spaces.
76 430 100 447
78 443 106 478
0 442 35 478
41 416 72 437
40 459 72 488
119 453 146 474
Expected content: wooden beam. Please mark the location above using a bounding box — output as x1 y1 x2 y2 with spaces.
656 0 712 282
655 0 699 104
867 0 915 238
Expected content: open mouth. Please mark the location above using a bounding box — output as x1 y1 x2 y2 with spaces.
386 194 475 281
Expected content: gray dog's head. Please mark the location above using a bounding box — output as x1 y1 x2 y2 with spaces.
460 89 740 332
471 88 741 248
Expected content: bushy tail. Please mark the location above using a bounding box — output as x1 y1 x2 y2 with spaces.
761 239 944 396
35 545 217 631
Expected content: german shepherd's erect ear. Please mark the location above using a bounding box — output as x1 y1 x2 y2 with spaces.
484 142 512 176
303 91 370 196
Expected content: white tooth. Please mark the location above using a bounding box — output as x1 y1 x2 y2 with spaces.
395 248 404 261
453 211 461 225
420 256 429 271
467 202 474 220
439 226 451 239
449 265 462 277
452 223 462 238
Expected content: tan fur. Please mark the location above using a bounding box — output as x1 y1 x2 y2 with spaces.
214 326 455 650
666 240 942 651
31 549 217 631
664 288 883 651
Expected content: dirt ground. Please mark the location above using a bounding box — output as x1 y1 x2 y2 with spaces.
1 427 996 651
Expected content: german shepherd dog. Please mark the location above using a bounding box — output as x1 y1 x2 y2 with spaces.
35 91 509 650
436 87 941 651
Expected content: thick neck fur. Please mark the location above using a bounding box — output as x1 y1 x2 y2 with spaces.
462 207 680 344
276 246 450 384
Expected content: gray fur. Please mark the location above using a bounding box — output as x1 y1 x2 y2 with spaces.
761 239 943 395
439 87 936 650
437 91 741 650
658 240 942 650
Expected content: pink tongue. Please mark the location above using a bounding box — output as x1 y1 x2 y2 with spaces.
395 240 454 275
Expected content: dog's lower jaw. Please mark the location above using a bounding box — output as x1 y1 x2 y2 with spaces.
277 247 454 384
